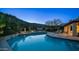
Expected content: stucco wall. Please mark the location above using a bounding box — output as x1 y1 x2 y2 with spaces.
64 24 73 36
76 22 79 33
64 22 79 36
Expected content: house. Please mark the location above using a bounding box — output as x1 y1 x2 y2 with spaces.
64 19 79 36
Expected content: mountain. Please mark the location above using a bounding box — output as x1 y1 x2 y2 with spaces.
0 12 46 36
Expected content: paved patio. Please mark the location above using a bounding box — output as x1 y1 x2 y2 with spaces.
47 32 79 41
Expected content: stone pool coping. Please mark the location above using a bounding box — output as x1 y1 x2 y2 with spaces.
0 34 19 51
47 32 79 41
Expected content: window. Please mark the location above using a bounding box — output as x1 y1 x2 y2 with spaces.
70 25 72 31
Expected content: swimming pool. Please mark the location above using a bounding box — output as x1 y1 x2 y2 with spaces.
7 33 79 51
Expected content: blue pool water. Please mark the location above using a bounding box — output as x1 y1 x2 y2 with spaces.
7 33 79 51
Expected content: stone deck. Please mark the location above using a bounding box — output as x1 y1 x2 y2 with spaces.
47 32 79 41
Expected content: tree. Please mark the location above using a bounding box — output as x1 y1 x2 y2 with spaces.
45 19 63 32
53 19 62 26
45 19 62 26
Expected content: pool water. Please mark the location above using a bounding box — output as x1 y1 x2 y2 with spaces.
7 34 79 51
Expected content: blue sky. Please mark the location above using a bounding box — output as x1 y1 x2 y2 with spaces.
0 8 79 24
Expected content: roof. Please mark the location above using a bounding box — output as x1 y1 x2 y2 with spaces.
64 19 79 26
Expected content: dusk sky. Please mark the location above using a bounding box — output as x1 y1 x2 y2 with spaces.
0 8 79 24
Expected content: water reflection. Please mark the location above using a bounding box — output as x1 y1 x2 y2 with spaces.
7 34 79 51
65 40 79 51
45 35 79 51
7 35 26 47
